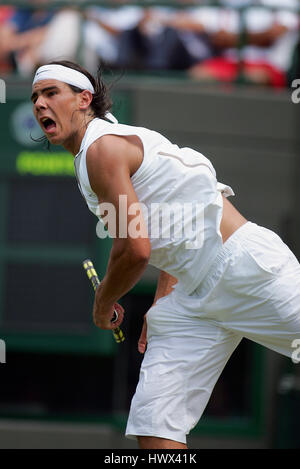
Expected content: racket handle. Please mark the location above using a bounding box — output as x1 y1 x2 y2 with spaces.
82 259 125 343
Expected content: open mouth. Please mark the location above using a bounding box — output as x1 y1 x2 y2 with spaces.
41 117 56 132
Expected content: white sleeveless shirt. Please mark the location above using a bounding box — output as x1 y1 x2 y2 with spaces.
74 118 234 294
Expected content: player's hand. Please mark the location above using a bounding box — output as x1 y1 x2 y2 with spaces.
111 303 125 329
138 314 147 354
93 298 124 330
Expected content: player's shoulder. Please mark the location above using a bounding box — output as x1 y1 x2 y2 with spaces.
87 134 130 169
88 133 126 153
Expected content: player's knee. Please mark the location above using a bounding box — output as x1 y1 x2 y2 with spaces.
137 436 187 449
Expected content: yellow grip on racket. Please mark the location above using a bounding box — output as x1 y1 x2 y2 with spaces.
82 259 125 344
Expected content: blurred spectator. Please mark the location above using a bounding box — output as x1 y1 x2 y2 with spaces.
115 5 214 71
0 5 16 73
242 2 299 86
82 2 144 73
0 0 298 89
3 0 54 75
188 0 300 88
0 1 81 76
116 7 183 70
37 8 81 69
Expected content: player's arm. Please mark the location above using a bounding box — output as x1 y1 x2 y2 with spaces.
86 134 151 329
246 23 288 47
153 270 177 305
138 270 177 354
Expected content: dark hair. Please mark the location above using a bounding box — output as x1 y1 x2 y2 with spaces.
49 59 113 119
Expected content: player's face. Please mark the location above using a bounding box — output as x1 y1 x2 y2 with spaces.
31 79 83 147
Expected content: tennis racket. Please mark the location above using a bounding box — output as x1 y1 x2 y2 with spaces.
82 259 125 344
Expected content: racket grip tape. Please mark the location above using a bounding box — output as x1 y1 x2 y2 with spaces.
82 259 125 343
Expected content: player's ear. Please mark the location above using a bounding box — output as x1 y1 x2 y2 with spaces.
78 90 93 111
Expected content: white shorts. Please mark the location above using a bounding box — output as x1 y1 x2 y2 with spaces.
125 222 300 444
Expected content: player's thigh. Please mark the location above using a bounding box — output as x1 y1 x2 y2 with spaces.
126 300 242 442
221 232 300 359
241 267 300 358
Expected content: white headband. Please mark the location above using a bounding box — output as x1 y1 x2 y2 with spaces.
32 64 118 124
33 64 95 93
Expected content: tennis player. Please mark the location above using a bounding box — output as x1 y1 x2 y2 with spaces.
31 60 300 449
